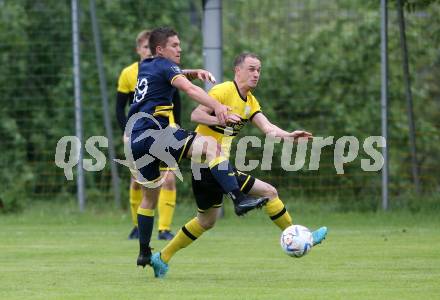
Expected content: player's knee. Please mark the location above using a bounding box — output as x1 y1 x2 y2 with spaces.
197 216 217 230
203 137 222 161
263 183 278 199
200 219 216 230
131 179 141 190
161 172 176 190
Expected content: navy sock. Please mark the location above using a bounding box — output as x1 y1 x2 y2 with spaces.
209 159 239 193
137 209 154 254
228 189 245 205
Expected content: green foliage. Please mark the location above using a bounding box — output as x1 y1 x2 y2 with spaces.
0 118 33 212
223 0 440 200
1 0 439 212
400 0 440 11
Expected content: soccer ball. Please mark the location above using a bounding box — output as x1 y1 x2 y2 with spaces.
280 225 313 258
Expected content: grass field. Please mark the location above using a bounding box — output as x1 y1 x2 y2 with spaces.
1 200 440 300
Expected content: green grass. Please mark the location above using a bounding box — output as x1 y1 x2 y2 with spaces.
1 200 440 300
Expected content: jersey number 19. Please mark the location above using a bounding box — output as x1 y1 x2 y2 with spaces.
134 77 148 103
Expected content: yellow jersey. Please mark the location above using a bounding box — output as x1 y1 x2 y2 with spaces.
195 81 261 157
117 62 138 93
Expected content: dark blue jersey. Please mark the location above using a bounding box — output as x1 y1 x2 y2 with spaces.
128 57 184 131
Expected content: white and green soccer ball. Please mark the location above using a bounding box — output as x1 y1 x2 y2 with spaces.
280 225 313 258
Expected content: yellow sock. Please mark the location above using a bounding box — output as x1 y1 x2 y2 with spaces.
161 217 206 263
129 187 142 226
264 197 292 230
158 188 176 232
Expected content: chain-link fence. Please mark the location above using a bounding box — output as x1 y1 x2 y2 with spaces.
1 0 439 212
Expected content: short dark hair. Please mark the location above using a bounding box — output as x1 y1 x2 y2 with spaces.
149 27 178 55
233 52 260 67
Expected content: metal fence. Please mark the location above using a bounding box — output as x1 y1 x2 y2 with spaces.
1 0 439 211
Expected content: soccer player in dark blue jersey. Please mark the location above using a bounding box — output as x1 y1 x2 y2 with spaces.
117 30 180 241
126 27 269 272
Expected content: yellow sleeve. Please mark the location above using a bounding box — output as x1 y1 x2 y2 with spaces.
249 96 262 120
117 68 131 93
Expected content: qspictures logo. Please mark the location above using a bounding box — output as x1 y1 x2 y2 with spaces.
54 113 385 186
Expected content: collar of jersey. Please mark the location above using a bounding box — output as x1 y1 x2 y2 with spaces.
233 81 247 102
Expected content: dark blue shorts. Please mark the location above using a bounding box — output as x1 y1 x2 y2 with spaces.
191 168 255 212
130 126 196 184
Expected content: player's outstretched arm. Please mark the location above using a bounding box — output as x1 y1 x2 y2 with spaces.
191 105 241 126
182 69 216 83
191 105 218 125
172 76 228 125
252 113 313 140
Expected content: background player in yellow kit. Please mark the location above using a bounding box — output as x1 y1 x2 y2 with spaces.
116 30 179 240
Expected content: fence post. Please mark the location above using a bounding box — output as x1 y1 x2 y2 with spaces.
202 0 223 91
203 0 224 217
89 0 121 208
396 0 421 194
71 0 86 211
380 0 389 210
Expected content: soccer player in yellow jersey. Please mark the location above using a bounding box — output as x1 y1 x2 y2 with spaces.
116 30 179 241
149 52 328 278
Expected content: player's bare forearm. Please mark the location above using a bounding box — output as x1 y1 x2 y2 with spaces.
252 113 312 140
173 76 215 109
268 125 312 140
268 125 291 138
182 69 216 83
173 76 227 125
259 123 290 138
252 113 283 136
191 106 219 126
182 69 198 81
192 106 241 126
186 84 220 110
